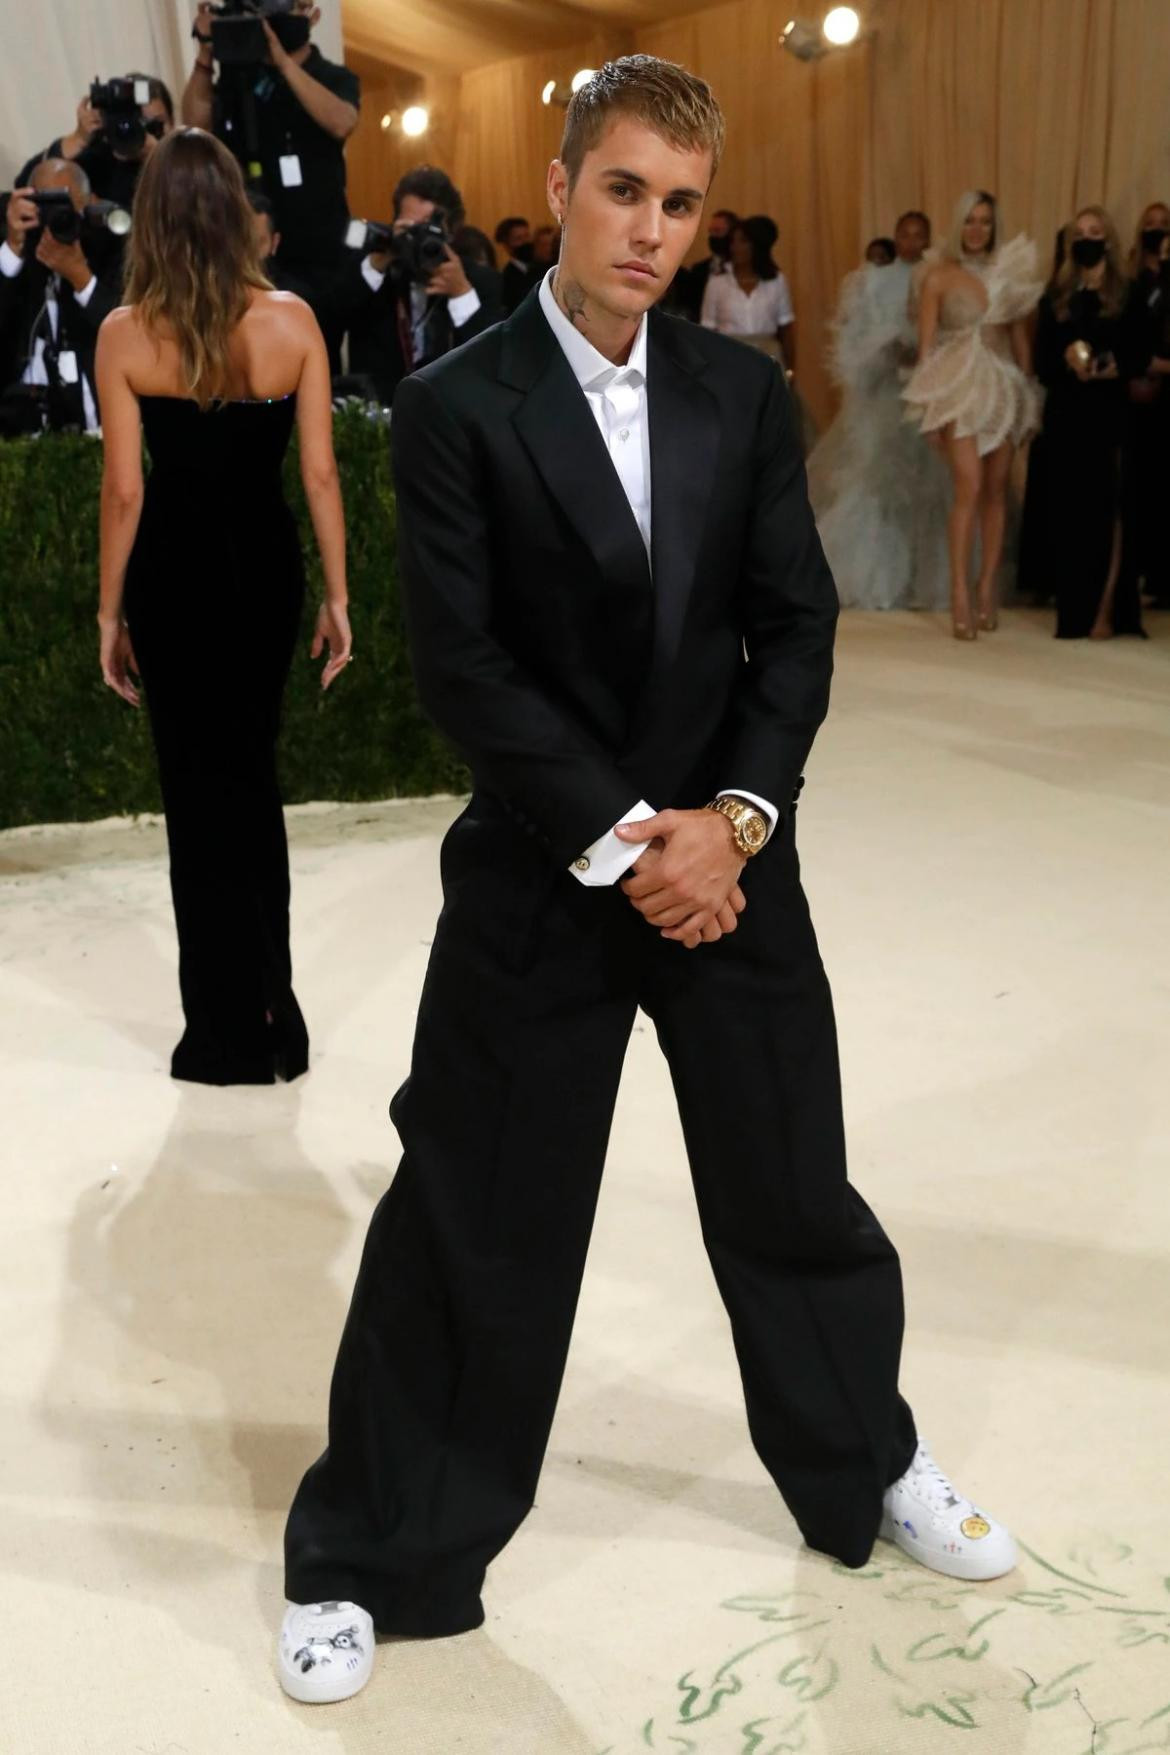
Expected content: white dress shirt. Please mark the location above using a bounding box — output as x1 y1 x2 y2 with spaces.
536 268 777 886
0 239 100 432
701 269 795 336
360 257 481 364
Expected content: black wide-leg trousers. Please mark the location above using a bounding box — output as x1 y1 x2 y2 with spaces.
284 798 917 1633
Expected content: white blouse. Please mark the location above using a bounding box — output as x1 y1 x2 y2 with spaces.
701 267 795 335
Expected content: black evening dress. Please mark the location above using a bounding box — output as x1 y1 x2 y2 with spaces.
123 394 308 1084
1028 287 1134 638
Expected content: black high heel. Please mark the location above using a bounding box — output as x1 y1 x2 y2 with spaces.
267 993 310 1082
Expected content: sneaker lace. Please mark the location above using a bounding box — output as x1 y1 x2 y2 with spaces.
913 1444 968 1515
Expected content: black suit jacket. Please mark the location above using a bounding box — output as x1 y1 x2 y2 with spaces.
0 244 120 422
389 284 837 870
343 255 502 406
500 259 533 315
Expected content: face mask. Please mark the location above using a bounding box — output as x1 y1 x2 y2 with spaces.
1071 236 1106 268
1141 227 1169 256
512 240 534 264
708 232 731 259
271 14 311 52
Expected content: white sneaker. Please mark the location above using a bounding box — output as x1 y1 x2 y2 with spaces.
880 1439 1018 1582
278 1600 375 1704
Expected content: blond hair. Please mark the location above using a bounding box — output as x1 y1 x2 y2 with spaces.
560 55 725 190
940 189 998 263
1051 206 1126 320
123 129 272 410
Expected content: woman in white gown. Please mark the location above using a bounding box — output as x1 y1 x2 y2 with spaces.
903 192 1042 638
807 212 951 610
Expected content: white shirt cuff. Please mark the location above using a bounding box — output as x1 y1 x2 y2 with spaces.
447 286 481 328
361 257 386 292
73 274 97 307
718 789 778 843
570 799 657 887
0 241 25 279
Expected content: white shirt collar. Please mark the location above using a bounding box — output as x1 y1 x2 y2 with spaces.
538 267 648 388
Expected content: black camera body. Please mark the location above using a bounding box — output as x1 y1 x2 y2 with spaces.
90 76 154 156
30 189 83 246
210 0 303 68
346 215 451 286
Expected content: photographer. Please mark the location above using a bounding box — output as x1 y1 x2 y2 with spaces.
246 186 314 301
343 167 502 406
0 160 121 435
15 76 176 208
182 0 359 316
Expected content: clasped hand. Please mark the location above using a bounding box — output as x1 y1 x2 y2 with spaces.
616 809 746 950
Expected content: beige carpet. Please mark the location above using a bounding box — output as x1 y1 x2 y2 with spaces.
2 608 1168 1755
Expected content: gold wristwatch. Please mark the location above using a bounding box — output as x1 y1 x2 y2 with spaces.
706 795 769 857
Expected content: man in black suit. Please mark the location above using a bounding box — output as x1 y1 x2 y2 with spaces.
0 159 121 435
672 202 736 320
279 56 1017 1706
342 165 502 406
494 213 535 313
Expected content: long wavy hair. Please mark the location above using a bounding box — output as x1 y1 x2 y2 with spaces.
940 190 997 263
122 129 272 409
1051 206 1126 320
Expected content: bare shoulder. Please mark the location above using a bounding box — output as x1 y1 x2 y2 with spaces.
98 304 138 342
250 288 319 332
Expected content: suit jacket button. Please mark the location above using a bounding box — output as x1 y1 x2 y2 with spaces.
574 856 590 871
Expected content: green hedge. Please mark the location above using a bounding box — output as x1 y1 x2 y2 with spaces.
0 406 468 828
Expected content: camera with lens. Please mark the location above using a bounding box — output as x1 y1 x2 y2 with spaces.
25 190 132 252
209 0 309 68
89 76 159 156
345 215 451 285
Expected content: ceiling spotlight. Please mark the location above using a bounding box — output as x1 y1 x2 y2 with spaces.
823 6 861 44
541 78 573 107
401 105 428 137
571 68 596 93
780 17 828 60
541 78 557 105
380 113 392 131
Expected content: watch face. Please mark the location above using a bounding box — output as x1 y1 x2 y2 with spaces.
742 814 768 852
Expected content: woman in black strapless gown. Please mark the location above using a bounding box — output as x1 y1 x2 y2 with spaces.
95 129 352 1084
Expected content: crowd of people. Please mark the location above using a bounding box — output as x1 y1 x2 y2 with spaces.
814 194 1170 639
3 6 1167 645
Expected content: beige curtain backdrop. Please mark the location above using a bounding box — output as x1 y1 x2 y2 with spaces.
446 0 1170 430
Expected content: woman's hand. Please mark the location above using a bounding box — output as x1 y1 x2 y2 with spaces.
311 599 352 689
99 616 140 707
1064 340 1093 381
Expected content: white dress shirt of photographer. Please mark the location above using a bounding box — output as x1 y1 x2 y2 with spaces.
1 163 101 431
361 198 482 365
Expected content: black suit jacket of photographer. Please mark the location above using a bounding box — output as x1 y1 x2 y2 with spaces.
0 234 121 420
344 253 502 406
389 282 837 871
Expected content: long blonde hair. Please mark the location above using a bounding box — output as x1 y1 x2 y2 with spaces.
123 129 272 410
940 189 997 263
1051 206 1126 320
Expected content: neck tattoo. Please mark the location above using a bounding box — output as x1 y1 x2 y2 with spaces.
556 273 590 332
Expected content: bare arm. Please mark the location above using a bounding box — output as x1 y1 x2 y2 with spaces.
95 313 144 705
181 3 215 126
264 26 358 141
1010 315 1032 375
294 303 352 687
95 316 144 626
917 268 942 359
778 320 796 373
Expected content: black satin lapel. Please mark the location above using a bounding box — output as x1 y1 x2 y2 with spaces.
511 359 651 591
646 335 719 679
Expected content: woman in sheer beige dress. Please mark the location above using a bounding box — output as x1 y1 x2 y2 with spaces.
904 192 1042 637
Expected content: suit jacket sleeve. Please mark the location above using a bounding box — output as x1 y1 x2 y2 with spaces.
722 367 839 825
452 262 503 341
392 371 639 864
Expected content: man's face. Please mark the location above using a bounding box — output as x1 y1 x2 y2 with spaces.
709 212 733 243
252 210 278 261
548 114 712 319
507 222 531 256
894 216 929 262
394 194 438 234
142 98 173 140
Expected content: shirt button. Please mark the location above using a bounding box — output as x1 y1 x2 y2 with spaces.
574 856 591 872
619 428 629 441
